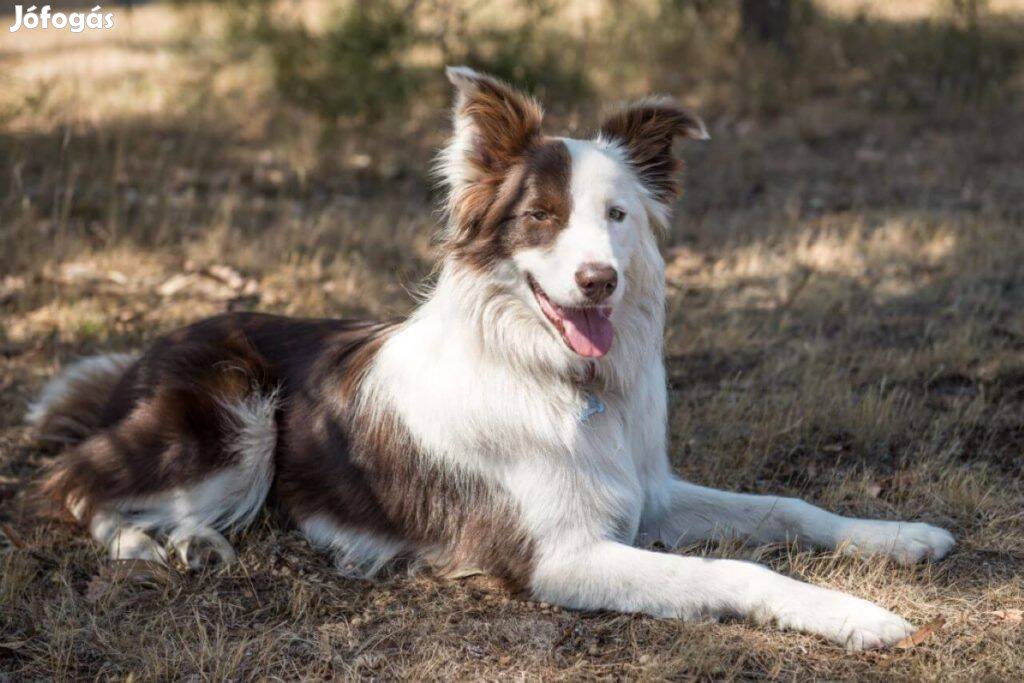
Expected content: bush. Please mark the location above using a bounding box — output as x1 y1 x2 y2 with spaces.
221 0 589 123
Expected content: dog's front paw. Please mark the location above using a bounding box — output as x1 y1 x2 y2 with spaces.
771 587 914 651
839 520 955 565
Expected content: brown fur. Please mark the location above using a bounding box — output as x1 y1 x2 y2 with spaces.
40 315 278 522
503 141 573 252
456 73 544 179
599 99 706 202
446 71 572 271
453 139 573 270
31 355 137 448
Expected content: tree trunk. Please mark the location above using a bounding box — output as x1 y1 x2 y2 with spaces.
741 0 792 49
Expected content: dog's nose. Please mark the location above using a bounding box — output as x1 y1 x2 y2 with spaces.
575 262 618 303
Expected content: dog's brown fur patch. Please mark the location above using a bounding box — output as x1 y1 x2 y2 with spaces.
455 72 544 178
452 139 573 270
599 100 706 202
445 70 572 272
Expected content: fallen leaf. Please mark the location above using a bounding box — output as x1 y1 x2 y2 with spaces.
987 609 1023 623
0 275 26 304
157 273 199 297
437 565 485 579
203 264 246 290
106 270 128 285
0 522 26 549
158 269 256 300
895 617 945 649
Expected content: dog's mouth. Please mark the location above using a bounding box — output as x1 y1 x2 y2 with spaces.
527 275 614 358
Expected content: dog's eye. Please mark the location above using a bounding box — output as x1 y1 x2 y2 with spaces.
607 206 626 222
528 209 550 222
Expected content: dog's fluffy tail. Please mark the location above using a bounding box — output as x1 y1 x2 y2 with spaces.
27 353 138 447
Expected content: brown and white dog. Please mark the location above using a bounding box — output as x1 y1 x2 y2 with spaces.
29 67 954 650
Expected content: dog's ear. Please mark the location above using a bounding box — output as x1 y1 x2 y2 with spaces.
598 99 708 203
439 66 544 193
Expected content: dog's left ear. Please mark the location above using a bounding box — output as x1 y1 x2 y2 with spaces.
440 66 544 193
598 99 708 203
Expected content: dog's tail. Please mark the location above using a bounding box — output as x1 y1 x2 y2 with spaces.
27 353 138 447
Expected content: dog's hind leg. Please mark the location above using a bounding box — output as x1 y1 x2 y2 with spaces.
169 524 237 569
43 370 279 567
82 507 168 562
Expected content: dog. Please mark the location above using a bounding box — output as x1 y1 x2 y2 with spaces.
29 66 954 650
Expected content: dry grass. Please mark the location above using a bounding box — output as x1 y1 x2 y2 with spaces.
2 1 1024 679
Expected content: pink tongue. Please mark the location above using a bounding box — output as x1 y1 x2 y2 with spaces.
560 308 614 358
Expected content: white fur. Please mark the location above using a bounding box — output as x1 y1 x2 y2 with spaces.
89 509 168 562
640 479 955 563
338 123 954 649
513 139 642 311
300 515 407 577
87 389 279 564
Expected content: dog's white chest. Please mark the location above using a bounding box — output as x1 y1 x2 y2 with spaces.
578 397 644 541
504 395 644 545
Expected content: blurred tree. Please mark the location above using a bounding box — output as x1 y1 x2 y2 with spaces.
270 2 415 121
220 0 587 123
741 0 791 50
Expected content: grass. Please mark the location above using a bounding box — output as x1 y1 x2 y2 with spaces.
2 0 1024 679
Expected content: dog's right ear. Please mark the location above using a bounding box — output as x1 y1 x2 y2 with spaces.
438 66 544 195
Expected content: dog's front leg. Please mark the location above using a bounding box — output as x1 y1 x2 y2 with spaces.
641 479 954 565
530 540 912 650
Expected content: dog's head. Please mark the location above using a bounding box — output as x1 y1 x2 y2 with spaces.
438 66 706 361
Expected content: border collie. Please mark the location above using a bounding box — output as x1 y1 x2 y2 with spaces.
29 67 954 650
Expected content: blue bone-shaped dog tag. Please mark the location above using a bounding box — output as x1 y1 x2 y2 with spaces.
580 392 605 423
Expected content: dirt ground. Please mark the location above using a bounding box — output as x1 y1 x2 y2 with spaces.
2 1 1023 679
